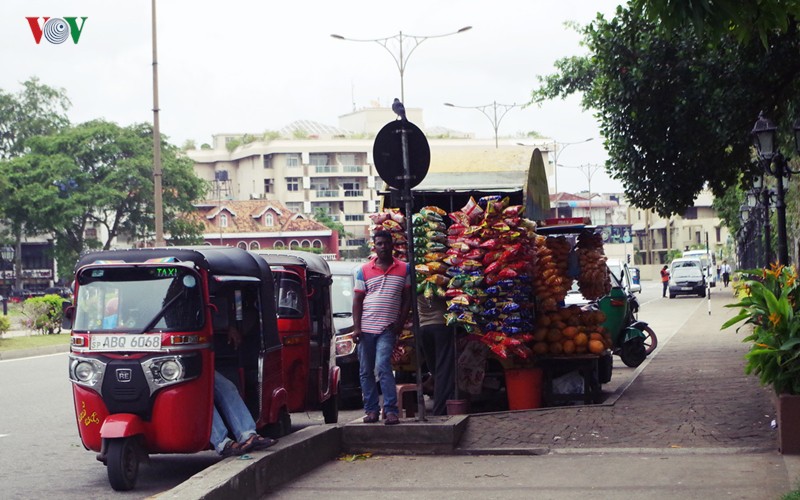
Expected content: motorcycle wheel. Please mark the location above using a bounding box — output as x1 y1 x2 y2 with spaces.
641 324 658 355
107 437 139 491
620 337 646 368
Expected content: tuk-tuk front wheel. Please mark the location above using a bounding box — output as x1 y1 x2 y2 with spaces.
620 337 646 368
322 392 339 424
106 437 140 491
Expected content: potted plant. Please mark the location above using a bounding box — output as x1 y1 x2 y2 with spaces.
722 263 800 453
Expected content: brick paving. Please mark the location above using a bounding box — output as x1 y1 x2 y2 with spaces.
458 294 777 452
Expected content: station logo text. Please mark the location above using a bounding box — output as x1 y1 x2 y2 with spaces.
26 17 88 44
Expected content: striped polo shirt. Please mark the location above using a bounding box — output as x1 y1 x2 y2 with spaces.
354 257 410 335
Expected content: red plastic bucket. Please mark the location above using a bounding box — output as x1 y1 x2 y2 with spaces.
505 368 543 410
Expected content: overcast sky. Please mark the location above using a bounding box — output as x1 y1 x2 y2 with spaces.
2 0 625 192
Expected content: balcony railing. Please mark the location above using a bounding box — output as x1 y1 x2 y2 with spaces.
314 165 339 174
342 165 364 173
315 189 339 198
344 190 364 197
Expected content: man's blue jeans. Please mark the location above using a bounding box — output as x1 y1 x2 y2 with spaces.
358 330 398 416
210 371 257 454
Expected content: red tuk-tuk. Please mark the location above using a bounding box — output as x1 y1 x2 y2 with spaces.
65 247 289 491
256 251 340 423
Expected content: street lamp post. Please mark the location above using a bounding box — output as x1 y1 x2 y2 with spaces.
331 27 472 104
443 101 519 148
750 112 799 266
548 138 594 218
0 246 14 315
559 163 604 223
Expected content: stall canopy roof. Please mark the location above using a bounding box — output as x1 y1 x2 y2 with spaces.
411 170 527 193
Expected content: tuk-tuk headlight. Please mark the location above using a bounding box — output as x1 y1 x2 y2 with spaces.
75 361 95 382
141 354 199 392
336 333 357 357
159 360 182 381
68 356 106 391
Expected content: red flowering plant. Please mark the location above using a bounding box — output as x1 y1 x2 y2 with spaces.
722 264 800 395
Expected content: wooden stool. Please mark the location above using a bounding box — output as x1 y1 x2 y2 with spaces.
396 383 417 418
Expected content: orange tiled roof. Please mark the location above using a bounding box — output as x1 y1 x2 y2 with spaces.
188 199 332 234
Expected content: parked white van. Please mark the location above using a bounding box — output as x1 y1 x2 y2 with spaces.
682 249 716 287
669 257 707 298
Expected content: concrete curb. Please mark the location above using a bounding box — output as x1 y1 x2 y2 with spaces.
0 342 70 361
154 425 342 500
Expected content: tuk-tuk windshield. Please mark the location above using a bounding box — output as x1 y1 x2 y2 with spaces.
331 274 354 316
73 265 204 332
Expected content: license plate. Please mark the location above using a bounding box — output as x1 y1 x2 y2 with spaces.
89 334 162 352
681 286 693 291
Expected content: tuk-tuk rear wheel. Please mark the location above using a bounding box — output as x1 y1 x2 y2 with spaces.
107 437 139 491
322 392 339 424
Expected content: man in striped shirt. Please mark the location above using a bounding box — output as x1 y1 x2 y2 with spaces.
353 230 411 425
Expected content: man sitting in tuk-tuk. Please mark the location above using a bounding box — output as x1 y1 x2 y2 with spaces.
210 325 278 456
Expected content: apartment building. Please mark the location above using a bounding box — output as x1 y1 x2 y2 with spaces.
186 107 549 255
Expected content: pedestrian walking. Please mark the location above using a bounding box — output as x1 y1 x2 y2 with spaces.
721 260 732 287
660 265 670 298
353 230 411 425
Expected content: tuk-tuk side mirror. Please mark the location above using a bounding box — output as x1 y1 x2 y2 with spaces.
62 302 74 330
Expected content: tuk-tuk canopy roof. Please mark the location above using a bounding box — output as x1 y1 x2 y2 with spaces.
75 247 267 279
255 250 331 276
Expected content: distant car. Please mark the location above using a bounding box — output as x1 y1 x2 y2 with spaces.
9 289 36 302
328 260 366 408
44 286 73 299
669 258 707 298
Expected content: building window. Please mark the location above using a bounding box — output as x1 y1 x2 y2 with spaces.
346 238 367 247
237 241 247 250
286 154 300 167
265 213 274 226
264 179 273 194
249 241 260 250
345 214 364 222
289 240 300 249
219 214 228 228
312 239 323 249
301 240 311 248
273 241 285 249
286 177 300 191
343 181 362 197
263 155 272 169
286 202 303 214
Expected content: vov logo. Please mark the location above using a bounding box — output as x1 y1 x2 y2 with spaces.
26 17 88 45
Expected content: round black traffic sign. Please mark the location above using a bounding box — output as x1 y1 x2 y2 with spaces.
373 120 430 190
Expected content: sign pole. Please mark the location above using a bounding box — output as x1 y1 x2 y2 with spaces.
398 126 427 421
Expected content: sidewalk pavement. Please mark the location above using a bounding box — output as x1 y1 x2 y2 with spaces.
161 290 800 499
0 326 71 360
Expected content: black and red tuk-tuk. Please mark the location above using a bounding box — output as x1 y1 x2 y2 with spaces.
65 247 289 490
256 251 340 423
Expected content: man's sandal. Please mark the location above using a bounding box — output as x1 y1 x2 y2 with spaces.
242 434 278 451
220 440 247 457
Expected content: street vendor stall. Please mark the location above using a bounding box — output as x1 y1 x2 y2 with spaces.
368 197 618 412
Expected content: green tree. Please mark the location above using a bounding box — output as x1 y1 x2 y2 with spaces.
0 77 71 287
532 7 800 217
632 0 800 45
0 120 207 277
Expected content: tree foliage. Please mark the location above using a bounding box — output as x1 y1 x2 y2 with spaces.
532 7 800 217
0 120 207 276
0 77 70 160
632 0 800 46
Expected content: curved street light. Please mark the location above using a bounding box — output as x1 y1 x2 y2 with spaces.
444 101 519 148
330 27 472 104
548 138 594 217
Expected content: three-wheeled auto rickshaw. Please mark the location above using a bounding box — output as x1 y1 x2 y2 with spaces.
255 251 340 423
65 247 289 491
